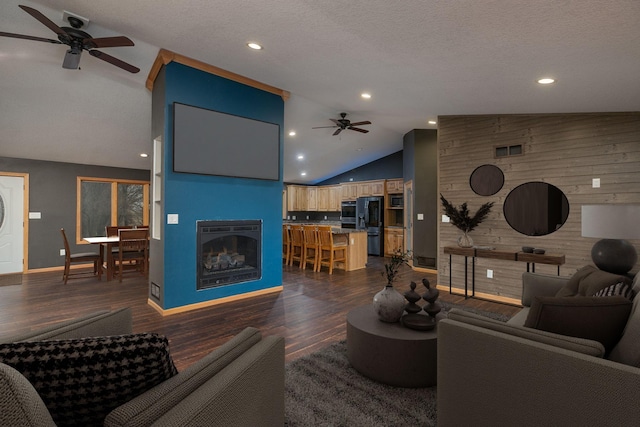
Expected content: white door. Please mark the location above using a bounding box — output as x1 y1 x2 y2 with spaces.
0 176 24 274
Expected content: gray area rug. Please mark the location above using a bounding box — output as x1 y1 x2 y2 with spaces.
284 304 511 426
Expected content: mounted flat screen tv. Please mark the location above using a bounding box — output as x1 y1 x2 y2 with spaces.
173 102 280 181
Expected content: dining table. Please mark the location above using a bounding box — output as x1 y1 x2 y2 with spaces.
83 236 121 281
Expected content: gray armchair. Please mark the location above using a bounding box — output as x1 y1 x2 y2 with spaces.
437 271 640 427
0 308 285 427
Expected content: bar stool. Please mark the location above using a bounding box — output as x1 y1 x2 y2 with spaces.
302 225 320 271
289 224 305 267
283 224 292 265
317 226 348 274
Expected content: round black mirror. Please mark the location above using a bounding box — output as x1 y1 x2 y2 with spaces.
503 182 570 236
469 164 504 196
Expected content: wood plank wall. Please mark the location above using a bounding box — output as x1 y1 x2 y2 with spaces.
437 113 640 300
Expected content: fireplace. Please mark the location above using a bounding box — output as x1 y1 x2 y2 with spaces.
196 220 261 290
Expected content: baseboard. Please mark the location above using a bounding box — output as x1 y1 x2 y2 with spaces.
411 265 437 274
435 284 521 306
147 285 284 316
24 263 94 274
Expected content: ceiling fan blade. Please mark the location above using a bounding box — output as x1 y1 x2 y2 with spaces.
19 5 67 37
333 128 342 136
348 121 371 127
0 31 62 44
312 126 338 129
89 49 140 73
329 119 341 126
84 36 135 49
348 127 369 133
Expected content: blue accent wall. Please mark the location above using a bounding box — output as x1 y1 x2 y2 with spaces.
161 62 284 309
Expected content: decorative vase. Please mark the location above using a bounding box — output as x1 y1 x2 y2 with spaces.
403 281 423 314
421 278 442 318
373 285 406 323
457 230 473 248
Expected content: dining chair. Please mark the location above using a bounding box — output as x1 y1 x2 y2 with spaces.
302 225 320 271
105 225 133 237
60 228 102 284
115 228 149 282
288 225 305 267
105 225 133 273
317 226 348 274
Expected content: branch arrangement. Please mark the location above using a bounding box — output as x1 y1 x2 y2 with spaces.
383 250 412 285
440 194 494 232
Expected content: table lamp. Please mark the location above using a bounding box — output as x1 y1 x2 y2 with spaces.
581 204 640 275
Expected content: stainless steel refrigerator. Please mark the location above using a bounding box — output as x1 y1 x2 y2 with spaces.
356 196 384 256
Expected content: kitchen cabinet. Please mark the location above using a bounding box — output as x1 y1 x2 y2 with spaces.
341 183 358 200
317 187 330 211
287 185 336 212
384 228 404 256
386 178 403 194
356 180 384 197
306 187 317 211
329 185 341 211
287 185 309 211
316 186 341 212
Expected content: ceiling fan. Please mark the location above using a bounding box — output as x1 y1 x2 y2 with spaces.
312 112 372 136
0 5 139 73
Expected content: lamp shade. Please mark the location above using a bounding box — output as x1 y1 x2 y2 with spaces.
581 205 640 239
582 204 640 274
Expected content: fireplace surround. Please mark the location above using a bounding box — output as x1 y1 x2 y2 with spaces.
196 220 261 290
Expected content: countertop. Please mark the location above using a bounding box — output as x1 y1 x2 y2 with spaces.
283 222 366 234
332 228 366 234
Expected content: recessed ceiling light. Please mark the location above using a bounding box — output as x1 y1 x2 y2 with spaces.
247 42 262 50
356 147 364 152
301 171 307 176
428 120 437 125
289 131 296 136
537 78 555 84
297 154 304 160
140 153 148 158
361 93 371 99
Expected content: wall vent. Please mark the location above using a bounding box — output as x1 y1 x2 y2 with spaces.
494 144 523 158
151 282 161 299
415 256 436 268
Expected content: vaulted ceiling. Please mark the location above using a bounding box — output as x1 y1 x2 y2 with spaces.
1 0 639 183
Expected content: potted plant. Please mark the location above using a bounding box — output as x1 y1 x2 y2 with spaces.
440 194 494 247
373 250 412 323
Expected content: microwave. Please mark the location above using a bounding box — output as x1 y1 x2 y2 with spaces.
390 195 403 207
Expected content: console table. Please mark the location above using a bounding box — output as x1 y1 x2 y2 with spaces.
443 247 565 299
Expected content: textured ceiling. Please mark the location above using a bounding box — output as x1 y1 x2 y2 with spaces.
1 0 639 183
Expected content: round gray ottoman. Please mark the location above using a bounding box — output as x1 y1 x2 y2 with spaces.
346 304 438 388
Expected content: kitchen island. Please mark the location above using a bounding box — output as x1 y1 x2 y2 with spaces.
332 228 367 271
285 223 368 272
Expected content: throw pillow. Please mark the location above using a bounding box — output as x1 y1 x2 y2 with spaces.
524 296 632 354
594 282 635 301
0 333 177 427
555 265 632 297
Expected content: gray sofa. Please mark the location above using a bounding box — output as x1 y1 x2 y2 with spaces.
0 308 285 427
438 271 640 427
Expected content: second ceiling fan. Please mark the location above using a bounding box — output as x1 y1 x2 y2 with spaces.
313 112 371 136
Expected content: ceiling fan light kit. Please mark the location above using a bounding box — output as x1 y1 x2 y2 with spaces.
312 112 372 136
62 47 82 69
0 5 139 73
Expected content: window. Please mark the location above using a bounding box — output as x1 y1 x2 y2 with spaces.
77 177 150 243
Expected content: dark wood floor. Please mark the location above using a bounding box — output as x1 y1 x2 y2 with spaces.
0 258 520 371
